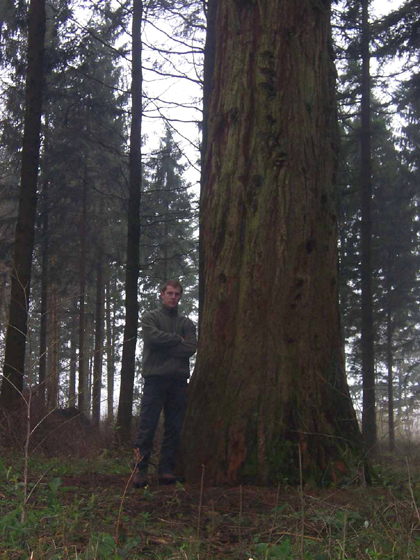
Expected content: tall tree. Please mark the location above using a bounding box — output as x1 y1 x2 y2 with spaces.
337 104 420 450
181 0 362 485
28 1 127 412
38 175 49 404
360 0 376 454
200 0 216 319
92 241 104 427
1 0 46 408
105 277 117 422
68 304 78 406
47 278 59 409
116 0 143 443
140 127 198 311
78 164 89 414
334 0 380 453
372 118 420 450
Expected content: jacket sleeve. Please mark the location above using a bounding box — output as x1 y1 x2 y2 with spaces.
142 312 183 347
163 319 198 358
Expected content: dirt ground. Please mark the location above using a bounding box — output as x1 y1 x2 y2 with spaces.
54 471 412 558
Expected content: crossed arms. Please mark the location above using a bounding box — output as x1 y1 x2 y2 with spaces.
142 313 198 358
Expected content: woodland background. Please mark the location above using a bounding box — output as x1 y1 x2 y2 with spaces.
2 1 420 558
0 0 419 455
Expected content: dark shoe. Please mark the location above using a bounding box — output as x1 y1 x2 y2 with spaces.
133 472 148 489
158 473 186 485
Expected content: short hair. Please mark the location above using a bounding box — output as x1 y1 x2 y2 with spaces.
160 280 183 294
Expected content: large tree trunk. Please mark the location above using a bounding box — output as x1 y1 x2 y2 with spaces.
0 0 46 408
198 0 218 322
360 0 376 455
116 0 143 443
181 0 362 485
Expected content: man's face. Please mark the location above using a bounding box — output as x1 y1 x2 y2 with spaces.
161 286 182 309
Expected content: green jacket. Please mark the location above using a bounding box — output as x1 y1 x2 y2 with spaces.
141 304 198 378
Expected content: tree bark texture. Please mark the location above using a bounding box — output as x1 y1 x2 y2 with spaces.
116 0 143 443
199 0 218 322
181 0 362 485
360 0 376 454
0 0 46 408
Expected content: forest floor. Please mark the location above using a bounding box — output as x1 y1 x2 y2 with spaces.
1 450 420 559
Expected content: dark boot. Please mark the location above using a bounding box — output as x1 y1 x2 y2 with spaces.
133 472 149 488
158 473 186 485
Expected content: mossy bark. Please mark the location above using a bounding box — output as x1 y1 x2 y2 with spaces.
181 0 362 485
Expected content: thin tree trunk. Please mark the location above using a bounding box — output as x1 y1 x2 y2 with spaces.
69 305 77 406
386 303 395 452
0 0 46 408
116 0 143 444
397 363 404 427
0 274 8 344
105 278 115 423
39 179 49 403
92 247 104 427
360 0 376 454
163 200 169 280
86 311 93 416
47 281 58 410
78 165 88 414
181 0 362 485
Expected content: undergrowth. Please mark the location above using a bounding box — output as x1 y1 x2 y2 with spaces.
1 451 420 559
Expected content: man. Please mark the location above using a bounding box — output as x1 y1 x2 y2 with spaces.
133 280 198 488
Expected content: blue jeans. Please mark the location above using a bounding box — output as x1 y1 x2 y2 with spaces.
134 375 188 475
